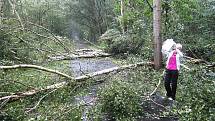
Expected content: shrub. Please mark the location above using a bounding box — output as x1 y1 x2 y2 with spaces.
99 29 149 57
98 80 143 120
177 67 215 121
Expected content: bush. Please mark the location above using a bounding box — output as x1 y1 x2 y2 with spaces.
177 67 215 121
98 80 143 120
99 29 150 57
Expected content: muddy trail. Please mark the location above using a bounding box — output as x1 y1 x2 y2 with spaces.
70 40 178 121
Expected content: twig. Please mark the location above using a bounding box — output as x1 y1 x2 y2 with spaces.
150 79 161 96
25 89 58 113
150 70 165 96
145 0 153 11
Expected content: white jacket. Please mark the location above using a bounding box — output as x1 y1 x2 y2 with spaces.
164 49 183 70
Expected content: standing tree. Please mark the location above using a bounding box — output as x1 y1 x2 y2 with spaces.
0 0 3 24
153 0 162 70
120 0 125 34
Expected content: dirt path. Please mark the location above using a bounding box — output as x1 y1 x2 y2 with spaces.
70 40 117 120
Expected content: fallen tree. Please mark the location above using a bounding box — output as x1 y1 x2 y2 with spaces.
0 61 193 102
48 49 111 61
0 62 153 101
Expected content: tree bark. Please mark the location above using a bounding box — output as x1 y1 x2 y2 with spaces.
153 0 162 70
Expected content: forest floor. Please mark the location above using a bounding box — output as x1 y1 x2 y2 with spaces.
0 40 179 121
71 40 178 121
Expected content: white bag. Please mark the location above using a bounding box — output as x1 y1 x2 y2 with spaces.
161 39 176 55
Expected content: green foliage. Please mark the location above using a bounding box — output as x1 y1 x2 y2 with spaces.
0 60 82 120
176 67 215 121
0 30 11 61
65 0 115 41
99 25 153 59
93 66 165 120
22 0 68 36
99 0 153 59
98 80 143 120
1 87 82 121
163 0 215 61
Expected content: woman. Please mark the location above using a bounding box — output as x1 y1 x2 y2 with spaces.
164 43 183 100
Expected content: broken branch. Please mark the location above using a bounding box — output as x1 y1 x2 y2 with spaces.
0 64 73 80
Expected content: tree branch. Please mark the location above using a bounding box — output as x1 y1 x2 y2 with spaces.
0 64 73 80
26 21 72 53
25 89 57 113
145 0 153 12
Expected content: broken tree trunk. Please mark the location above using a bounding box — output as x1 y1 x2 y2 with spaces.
0 62 153 101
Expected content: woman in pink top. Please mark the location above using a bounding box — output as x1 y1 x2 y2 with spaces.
164 43 183 100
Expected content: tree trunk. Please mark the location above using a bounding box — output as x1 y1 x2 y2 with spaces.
120 0 125 33
153 0 162 70
0 0 3 24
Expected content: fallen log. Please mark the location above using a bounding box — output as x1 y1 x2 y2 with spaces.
0 64 73 80
184 56 215 68
0 82 68 101
48 52 111 61
184 56 211 65
0 62 153 101
75 62 153 82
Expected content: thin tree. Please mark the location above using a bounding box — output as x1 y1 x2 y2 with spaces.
120 0 125 33
0 0 3 24
153 0 162 70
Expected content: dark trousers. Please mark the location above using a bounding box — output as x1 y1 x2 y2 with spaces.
164 69 179 100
